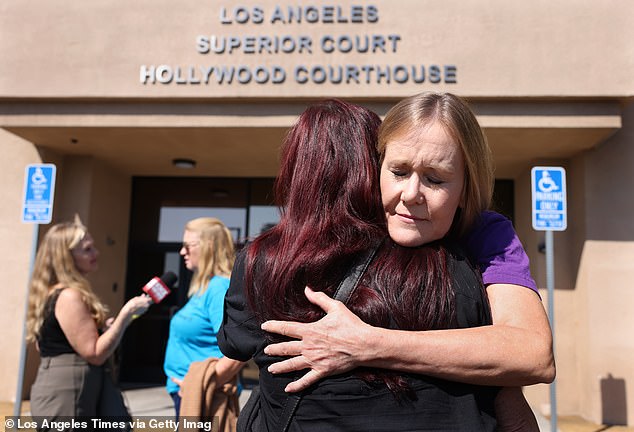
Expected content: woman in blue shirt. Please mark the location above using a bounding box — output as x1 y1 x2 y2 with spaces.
163 217 243 418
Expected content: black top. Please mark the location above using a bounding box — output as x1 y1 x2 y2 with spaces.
218 246 498 432
37 289 76 357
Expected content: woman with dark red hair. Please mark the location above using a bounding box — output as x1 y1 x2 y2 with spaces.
218 95 552 431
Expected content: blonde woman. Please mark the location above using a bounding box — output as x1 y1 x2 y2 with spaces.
27 216 152 425
163 217 243 418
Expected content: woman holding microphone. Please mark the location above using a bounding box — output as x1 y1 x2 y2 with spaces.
27 215 153 428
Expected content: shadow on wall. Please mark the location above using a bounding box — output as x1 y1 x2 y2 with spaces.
601 373 628 425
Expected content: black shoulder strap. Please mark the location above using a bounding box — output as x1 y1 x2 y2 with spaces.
279 243 380 432
332 245 380 304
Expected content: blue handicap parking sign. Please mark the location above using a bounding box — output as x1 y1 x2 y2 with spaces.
531 166 567 231
22 164 57 224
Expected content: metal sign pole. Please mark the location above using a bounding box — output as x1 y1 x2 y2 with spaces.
545 229 557 432
531 166 565 432
14 224 39 417
15 163 56 417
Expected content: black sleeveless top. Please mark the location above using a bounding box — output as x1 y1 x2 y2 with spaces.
37 289 76 357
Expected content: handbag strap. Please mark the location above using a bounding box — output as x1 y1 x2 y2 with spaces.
332 245 380 305
279 243 380 432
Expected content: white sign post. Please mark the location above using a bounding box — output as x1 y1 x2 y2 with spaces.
15 164 57 417
531 166 567 432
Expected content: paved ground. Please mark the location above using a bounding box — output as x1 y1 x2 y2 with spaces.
1 386 632 432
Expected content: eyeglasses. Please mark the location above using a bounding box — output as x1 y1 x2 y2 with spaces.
181 241 200 252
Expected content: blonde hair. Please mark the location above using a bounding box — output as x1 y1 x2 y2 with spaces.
378 92 494 237
185 217 236 297
26 216 108 342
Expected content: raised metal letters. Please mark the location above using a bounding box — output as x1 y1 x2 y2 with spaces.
140 4 458 86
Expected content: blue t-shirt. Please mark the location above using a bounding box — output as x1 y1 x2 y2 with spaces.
164 275 230 394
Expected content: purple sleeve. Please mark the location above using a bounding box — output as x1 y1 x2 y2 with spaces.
462 211 538 294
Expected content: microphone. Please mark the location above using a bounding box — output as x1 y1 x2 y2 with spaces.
142 271 178 303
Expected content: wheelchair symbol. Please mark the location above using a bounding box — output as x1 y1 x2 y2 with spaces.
537 171 559 193
31 167 48 185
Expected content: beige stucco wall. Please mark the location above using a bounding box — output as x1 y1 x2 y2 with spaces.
1 0 633 99
85 157 132 319
576 242 634 425
0 131 41 402
575 101 634 425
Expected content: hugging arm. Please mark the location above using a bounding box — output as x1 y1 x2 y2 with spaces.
263 284 554 393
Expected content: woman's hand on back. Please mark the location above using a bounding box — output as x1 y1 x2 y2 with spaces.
262 287 373 393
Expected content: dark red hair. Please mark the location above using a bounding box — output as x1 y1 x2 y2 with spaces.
245 99 385 321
